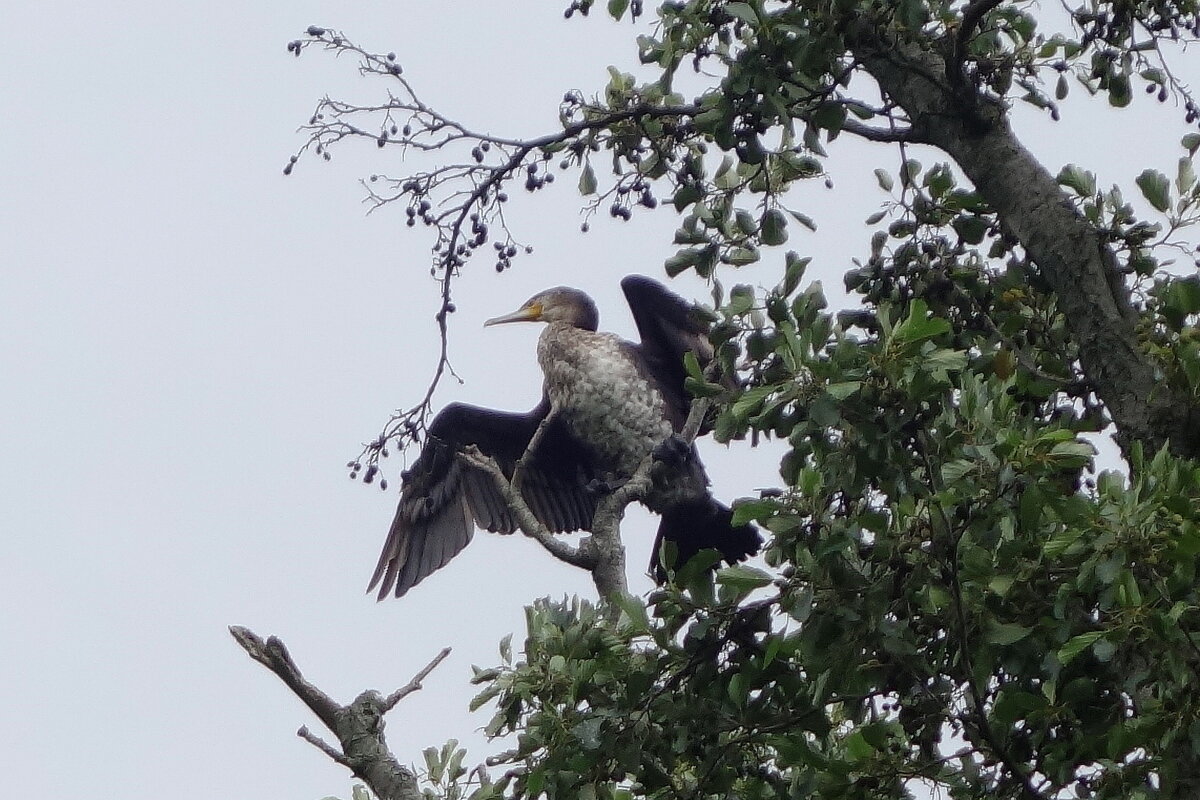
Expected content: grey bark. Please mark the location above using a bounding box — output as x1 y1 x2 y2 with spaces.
850 29 1200 459
231 626 447 800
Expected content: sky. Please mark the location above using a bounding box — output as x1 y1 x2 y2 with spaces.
3 3 1199 800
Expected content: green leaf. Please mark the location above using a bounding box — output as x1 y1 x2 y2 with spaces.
715 564 774 591
874 168 894 192
731 498 777 526
825 381 861 400
770 734 827 768
788 210 817 231
993 690 1045 724
1042 525 1083 558
782 252 809 294
923 348 967 374
732 385 775 419
423 745 443 782
860 722 893 749
1136 169 1171 213
572 717 603 749
986 622 1033 645
606 0 629 19
989 575 1016 597
941 459 975 484
725 246 760 267
578 164 597 196
672 183 703 211
725 2 758 24
1058 631 1105 665
685 376 724 397
760 209 788 246
1056 164 1096 197
735 209 757 235
952 215 988 244
613 592 651 634
1046 440 1096 469
811 102 846 135
892 300 950 345
844 729 873 762
1093 638 1117 662
665 247 703 277
1184 133 1200 157
1178 157 1196 194
1108 73 1131 107
468 683 502 712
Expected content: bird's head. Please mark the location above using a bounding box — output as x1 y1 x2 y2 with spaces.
484 286 599 331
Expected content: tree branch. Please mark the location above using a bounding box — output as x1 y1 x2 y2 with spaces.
383 646 453 711
231 626 447 800
458 446 600 571
951 0 1004 88
511 408 558 496
851 29 1200 459
840 119 926 144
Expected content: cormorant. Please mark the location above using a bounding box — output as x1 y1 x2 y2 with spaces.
368 276 760 599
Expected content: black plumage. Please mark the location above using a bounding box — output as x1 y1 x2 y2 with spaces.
368 276 759 599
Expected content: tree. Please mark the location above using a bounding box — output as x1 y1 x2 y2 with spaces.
242 3 1200 799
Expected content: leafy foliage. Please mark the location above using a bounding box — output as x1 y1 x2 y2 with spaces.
453 296 1200 798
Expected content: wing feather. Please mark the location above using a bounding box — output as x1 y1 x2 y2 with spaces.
368 401 597 599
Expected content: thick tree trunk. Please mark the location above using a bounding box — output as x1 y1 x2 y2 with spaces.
852 33 1200 459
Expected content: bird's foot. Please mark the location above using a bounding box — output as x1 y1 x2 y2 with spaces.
586 476 627 495
652 434 693 467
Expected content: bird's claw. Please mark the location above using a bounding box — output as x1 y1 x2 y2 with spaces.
586 476 627 495
652 434 693 466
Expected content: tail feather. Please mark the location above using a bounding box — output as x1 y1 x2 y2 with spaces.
651 497 761 581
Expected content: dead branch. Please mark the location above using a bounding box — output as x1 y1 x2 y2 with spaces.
231 626 450 800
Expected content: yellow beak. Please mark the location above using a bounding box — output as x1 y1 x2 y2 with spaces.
484 302 543 326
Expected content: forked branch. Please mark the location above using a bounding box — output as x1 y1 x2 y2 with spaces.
230 625 450 800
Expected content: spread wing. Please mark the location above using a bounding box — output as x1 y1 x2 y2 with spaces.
368 400 597 599
621 275 718 429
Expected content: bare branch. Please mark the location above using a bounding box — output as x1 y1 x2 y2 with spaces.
229 625 341 729
299 726 352 766
511 408 558 496
231 626 448 800
840 119 926 144
383 646 453 711
458 446 599 571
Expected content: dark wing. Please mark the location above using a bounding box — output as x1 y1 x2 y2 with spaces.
368 400 597 599
621 275 717 429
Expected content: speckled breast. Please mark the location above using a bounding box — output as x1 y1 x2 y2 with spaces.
538 324 673 476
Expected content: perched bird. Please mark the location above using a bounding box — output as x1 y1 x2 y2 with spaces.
368 276 760 599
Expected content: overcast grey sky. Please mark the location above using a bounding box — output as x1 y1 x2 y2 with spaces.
4 3 1198 799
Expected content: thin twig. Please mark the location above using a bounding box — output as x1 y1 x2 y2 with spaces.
383 646 453 711
512 408 558 496
299 726 352 766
